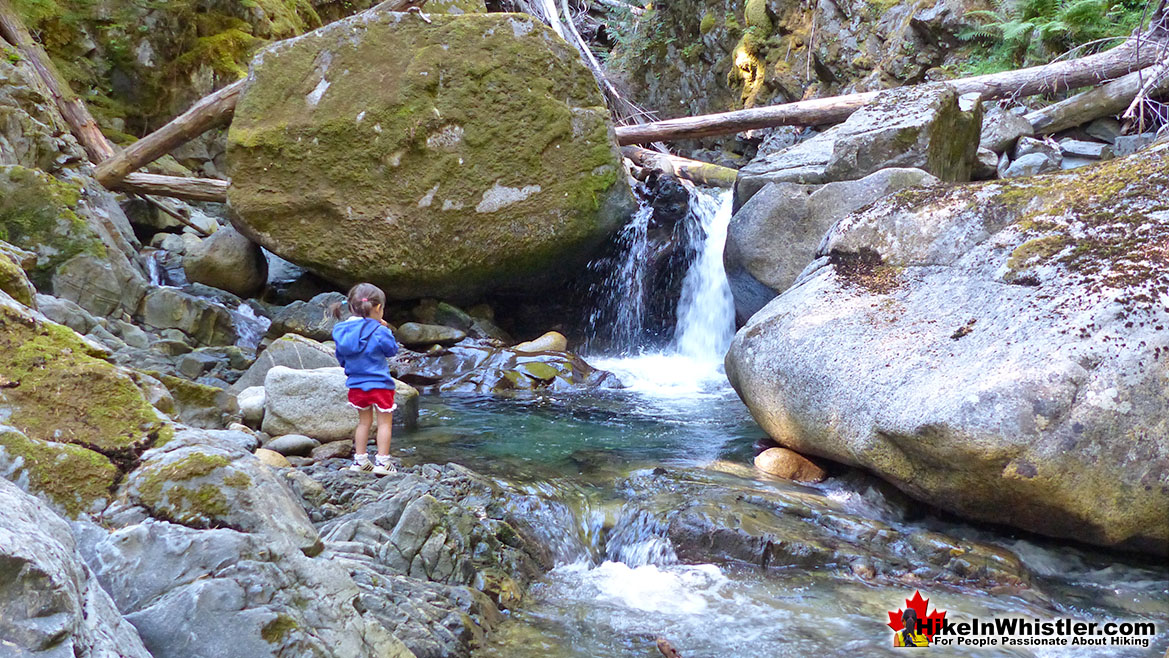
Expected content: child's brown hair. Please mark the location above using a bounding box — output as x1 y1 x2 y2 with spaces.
331 282 386 319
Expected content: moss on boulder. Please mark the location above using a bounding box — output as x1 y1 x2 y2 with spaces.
226 10 633 300
0 292 163 461
0 165 105 288
0 425 118 517
0 240 36 307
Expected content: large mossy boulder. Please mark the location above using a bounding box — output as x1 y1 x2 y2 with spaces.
725 143 1169 554
226 9 634 300
0 291 168 516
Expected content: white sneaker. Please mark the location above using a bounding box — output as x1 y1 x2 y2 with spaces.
349 457 373 473
372 457 395 476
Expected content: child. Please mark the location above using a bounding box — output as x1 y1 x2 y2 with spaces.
331 283 400 475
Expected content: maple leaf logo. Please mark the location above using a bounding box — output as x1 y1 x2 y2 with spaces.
887 591 947 642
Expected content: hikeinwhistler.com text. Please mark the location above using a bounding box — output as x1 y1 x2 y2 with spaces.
920 616 1157 648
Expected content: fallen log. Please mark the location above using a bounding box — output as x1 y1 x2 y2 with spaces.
95 80 244 187
0 0 115 162
110 173 229 203
621 145 737 187
1026 65 1169 135
613 38 1165 144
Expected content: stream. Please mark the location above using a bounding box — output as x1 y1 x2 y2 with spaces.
395 189 1168 657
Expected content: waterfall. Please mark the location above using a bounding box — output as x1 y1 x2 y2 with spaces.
588 186 737 393
673 189 735 361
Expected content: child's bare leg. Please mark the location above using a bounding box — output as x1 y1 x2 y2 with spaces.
374 410 393 457
355 407 374 458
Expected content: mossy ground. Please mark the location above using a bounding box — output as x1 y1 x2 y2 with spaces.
0 302 163 461
0 426 118 517
227 13 628 299
0 165 104 288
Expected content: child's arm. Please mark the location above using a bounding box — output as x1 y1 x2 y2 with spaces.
334 344 346 368
378 326 399 358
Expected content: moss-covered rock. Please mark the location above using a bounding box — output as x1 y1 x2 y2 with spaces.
0 292 164 462
227 10 633 301
159 375 241 429
117 432 322 553
0 165 105 289
0 425 119 517
0 240 36 307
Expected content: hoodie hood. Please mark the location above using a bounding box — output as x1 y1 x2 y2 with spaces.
333 317 380 358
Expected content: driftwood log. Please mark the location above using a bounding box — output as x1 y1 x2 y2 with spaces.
1026 65 1169 135
613 37 1166 144
622 145 737 187
110 173 230 203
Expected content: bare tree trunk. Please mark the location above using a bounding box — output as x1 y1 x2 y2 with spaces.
95 80 244 187
614 38 1163 144
0 0 115 162
622 145 737 187
110 173 229 203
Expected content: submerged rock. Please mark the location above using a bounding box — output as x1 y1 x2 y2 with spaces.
726 142 1169 554
390 343 618 395
227 9 633 300
754 447 826 482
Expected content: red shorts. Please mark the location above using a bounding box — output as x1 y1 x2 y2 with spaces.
347 388 396 413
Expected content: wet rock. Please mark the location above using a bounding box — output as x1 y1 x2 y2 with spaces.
725 168 939 322
262 366 419 440
0 478 151 658
266 434 320 457
614 467 1030 587
255 447 291 468
182 223 268 298
512 331 568 353
395 322 467 348
226 10 633 301
979 106 1034 154
390 344 617 395
1002 152 1060 178
266 291 345 342
753 447 826 483
725 143 1169 554
232 332 339 393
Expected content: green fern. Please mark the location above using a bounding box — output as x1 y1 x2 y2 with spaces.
960 0 1151 72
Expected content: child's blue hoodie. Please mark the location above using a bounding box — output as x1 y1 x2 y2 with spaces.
332 317 399 390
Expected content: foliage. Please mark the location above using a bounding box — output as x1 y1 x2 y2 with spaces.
958 0 1150 72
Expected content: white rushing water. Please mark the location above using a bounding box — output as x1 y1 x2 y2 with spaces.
592 187 736 397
